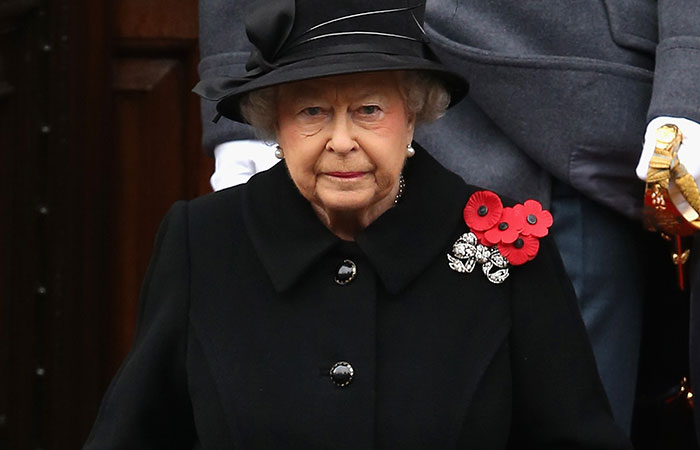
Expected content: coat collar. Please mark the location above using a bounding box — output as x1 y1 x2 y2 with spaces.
242 144 471 294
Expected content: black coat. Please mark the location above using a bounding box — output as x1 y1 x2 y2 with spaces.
84 149 630 449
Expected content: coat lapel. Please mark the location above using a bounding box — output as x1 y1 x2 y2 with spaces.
356 144 471 294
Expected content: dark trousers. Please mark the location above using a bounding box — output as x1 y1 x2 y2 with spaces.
551 182 644 434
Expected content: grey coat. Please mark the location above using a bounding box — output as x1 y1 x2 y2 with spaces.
198 0 700 219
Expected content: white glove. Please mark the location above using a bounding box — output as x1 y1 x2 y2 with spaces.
210 140 281 191
636 116 700 221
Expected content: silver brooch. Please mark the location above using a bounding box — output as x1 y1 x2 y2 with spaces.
447 232 510 284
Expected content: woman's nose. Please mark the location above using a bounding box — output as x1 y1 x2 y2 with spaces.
326 114 356 154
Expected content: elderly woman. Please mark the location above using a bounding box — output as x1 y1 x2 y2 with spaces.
84 1 630 449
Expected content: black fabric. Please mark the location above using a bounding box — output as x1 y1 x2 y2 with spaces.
243 145 466 295
192 0 467 123
84 148 631 449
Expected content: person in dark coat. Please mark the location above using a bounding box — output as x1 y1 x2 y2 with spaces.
198 0 700 435
83 1 631 448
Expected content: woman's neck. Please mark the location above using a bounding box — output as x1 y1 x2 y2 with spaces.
312 183 400 241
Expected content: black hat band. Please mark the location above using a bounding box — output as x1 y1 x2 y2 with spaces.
245 3 427 77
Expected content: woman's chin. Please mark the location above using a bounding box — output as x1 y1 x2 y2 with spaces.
317 193 375 213
314 189 392 216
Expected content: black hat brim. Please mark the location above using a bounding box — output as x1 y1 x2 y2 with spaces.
194 52 468 124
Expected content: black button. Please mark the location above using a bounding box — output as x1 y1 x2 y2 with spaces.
330 361 354 387
335 259 357 285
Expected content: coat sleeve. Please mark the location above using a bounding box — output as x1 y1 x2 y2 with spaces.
507 236 632 449
648 0 700 122
83 202 196 450
198 0 258 156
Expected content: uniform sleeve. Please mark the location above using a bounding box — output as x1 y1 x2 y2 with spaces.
83 202 196 449
507 236 632 449
648 0 700 123
198 0 258 156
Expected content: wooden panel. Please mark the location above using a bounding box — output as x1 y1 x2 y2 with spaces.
38 0 117 446
2 0 209 448
0 81 14 97
0 1 42 449
0 0 40 17
115 0 198 40
40 0 115 446
109 57 189 365
103 0 210 373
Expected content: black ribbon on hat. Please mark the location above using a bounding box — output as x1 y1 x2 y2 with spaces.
191 0 470 124
244 2 426 79
194 2 427 103
284 4 426 51
244 0 295 74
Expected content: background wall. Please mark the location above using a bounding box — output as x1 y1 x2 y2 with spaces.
0 1 210 448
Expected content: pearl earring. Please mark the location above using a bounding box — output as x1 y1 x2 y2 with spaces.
407 144 415 158
275 145 284 159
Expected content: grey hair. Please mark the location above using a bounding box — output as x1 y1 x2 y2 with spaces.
397 71 451 125
239 86 278 142
239 70 451 141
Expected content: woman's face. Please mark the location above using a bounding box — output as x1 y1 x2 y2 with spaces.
276 71 415 217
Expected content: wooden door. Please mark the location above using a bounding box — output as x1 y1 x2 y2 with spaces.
0 1 210 448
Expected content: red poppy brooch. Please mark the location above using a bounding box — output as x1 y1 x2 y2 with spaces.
447 190 553 284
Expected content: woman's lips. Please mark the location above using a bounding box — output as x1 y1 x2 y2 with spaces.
325 171 366 179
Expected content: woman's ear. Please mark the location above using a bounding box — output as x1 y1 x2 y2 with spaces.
406 112 416 146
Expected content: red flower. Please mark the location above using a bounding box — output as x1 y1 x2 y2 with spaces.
513 199 553 238
484 207 524 244
460 192 552 268
471 229 489 246
464 190 503 231
472 228 501 247
498 235 540 265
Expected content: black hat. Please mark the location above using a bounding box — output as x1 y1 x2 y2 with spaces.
193 0 468 123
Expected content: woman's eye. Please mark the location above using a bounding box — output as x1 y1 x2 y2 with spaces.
302 106 322 116
359 105 380 115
